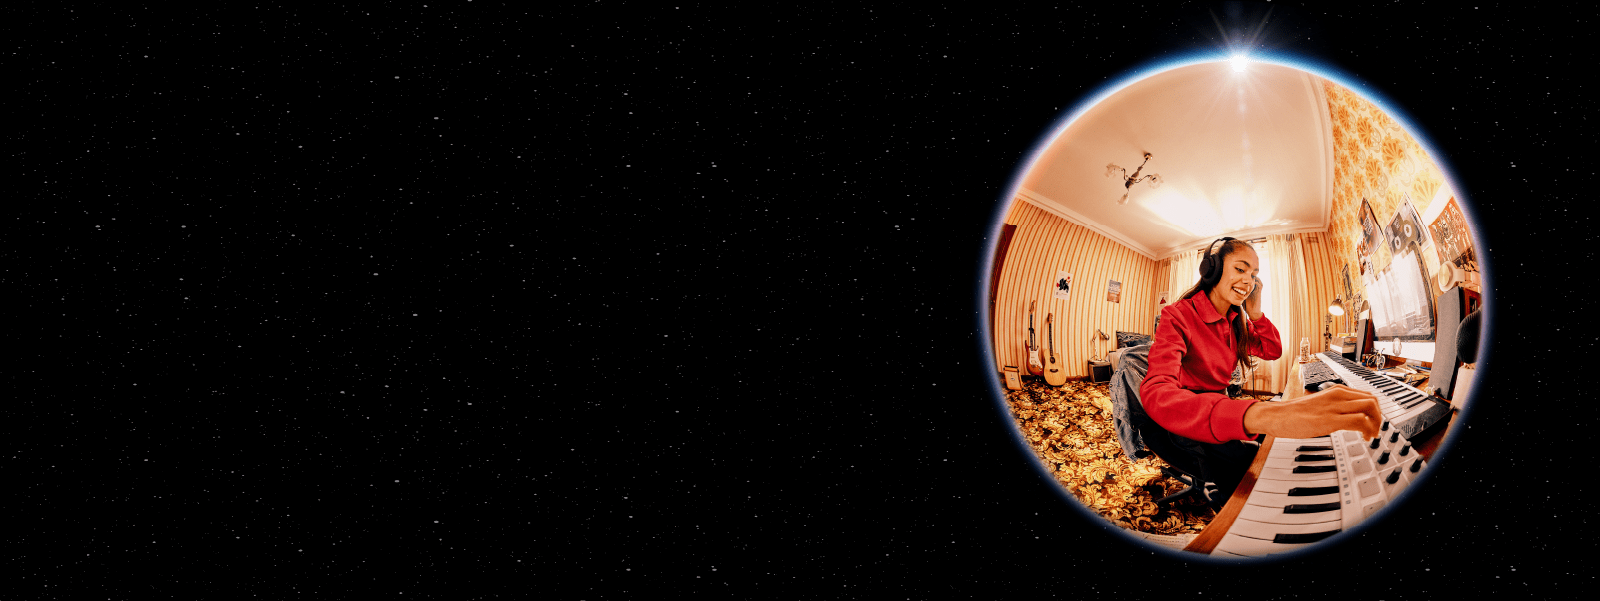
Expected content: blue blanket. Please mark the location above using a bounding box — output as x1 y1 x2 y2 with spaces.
1108 343 1153 461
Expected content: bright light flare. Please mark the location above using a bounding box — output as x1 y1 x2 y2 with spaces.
1231 55 1249 72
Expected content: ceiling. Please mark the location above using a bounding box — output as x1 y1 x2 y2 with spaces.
1016 60 1333 260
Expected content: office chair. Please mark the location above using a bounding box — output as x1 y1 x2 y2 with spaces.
1108 344 1217 507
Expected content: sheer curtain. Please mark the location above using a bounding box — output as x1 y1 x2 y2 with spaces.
1166 237 1309 393
1166 249 1202 307
1260 234 1309 393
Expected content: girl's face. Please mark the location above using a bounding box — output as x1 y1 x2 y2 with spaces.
1215 245 1260 307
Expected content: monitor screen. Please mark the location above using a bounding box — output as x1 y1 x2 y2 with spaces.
1366 247 1436 342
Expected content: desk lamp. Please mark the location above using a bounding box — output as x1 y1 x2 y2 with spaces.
1328 297 1347 336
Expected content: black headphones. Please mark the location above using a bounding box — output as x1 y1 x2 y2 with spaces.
1198 236 1237 280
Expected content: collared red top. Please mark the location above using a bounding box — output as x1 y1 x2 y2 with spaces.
1139 292 1283 444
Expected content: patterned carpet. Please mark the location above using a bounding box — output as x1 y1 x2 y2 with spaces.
1005 378 1275 537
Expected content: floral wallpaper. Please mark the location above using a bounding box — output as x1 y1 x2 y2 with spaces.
1322 79 1448 294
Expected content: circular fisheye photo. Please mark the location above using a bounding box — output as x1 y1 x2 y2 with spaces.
984 58 1486 560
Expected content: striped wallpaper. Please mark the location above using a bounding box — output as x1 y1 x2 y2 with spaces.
992 202 1348 394
993 200 1158 379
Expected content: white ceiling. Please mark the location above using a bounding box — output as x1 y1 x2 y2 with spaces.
1016 60 1333 260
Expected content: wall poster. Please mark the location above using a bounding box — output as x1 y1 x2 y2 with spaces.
1052 271 1073 301
1387 196 1429 254
1429 196 1477 271
1106 279 1122 303
1357 198 1381 259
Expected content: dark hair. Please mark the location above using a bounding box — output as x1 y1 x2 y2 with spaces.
1180 238 1257 383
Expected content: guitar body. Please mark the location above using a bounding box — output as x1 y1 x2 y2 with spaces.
1026 301 1044 376
1044 313 1067 387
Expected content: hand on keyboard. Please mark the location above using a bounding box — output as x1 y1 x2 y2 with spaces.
1242 385 1383 440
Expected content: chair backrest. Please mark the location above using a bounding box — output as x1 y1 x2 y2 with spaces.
1107 344 1153 460
1111 343 1207 478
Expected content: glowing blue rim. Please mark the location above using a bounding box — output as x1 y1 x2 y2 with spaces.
974 51 1493 564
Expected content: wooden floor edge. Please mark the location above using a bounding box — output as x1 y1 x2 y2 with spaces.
1181 435 1275 554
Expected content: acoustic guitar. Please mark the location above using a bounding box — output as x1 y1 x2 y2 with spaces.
1044 312 1067 387
1026 301 1044 376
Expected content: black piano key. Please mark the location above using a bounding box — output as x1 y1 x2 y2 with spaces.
1293 465 1337 473
1294 445 1333 452
1273 530 1341 544
1287 486 1342 496
1283 502 1342 514
1294 454 1335 462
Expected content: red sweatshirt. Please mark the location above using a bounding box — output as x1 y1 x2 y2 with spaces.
1139 292 1283 444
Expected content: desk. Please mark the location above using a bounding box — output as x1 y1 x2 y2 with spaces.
1183 357 1459 554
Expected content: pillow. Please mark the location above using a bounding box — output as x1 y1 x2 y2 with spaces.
1116 331 1153 349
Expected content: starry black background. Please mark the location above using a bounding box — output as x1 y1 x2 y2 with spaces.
11 2 1590 598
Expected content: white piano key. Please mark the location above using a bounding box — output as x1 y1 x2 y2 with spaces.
1224 516 1343 541
1255 467 1349 483
1211 532 1325 557
1263 457 1336 471
1245 489 1342 508
1267 444 1328 459
1249 476 1339 495
1234 505 1344 526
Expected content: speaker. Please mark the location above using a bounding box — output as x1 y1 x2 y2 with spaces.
1430 286 1467 400
1354 319 1373 359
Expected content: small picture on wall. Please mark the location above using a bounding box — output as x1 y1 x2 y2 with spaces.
1357 198 1381 258
1342 264 1354 300
1387 196 1429 253
1158 291 1169 306
1107 279 1122 303
1053 271 1073 301
1430 197 1476 270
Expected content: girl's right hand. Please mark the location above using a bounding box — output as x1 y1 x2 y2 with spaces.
1242 384 1383 440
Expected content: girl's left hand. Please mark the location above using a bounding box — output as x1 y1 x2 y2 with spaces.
1244 276 1264 320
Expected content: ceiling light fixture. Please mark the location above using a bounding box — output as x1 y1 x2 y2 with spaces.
1105 152 1163 205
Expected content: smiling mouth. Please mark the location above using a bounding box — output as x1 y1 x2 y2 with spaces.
1232 285 1250 297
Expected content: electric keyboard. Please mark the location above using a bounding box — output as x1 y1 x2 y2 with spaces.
1206 424 1427 557
1191 352 1451 557
1300 358 1340 390
1311 351 1452 441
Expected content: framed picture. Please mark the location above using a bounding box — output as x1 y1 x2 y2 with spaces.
1107 279 1122 303
1342 264 1354 300
1429 196 1476 270
1053 271 1073 301
1357 198 1381 258
1387 196 1428 253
